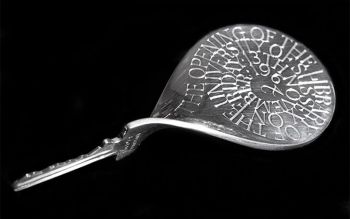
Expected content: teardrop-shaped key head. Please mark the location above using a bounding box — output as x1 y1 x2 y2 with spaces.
151 24 335 150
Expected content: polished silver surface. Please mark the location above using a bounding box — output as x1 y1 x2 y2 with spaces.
13 24 335 191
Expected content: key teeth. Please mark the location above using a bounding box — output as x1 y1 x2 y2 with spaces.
23 170 43 179
102 138 115 146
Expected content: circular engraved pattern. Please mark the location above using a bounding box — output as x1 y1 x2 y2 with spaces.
169 24 335 145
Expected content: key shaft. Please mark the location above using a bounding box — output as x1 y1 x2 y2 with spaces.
13 137 120 191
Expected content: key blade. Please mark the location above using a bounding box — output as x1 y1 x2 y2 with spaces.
13 138 120 191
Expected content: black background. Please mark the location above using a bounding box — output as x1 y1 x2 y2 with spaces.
1 2 349 219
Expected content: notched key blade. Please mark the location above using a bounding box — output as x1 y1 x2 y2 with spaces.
13 138 120 191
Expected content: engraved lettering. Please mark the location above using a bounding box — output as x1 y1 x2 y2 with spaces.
176 25 334 143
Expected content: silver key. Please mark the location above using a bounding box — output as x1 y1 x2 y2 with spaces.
13 24 336 191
